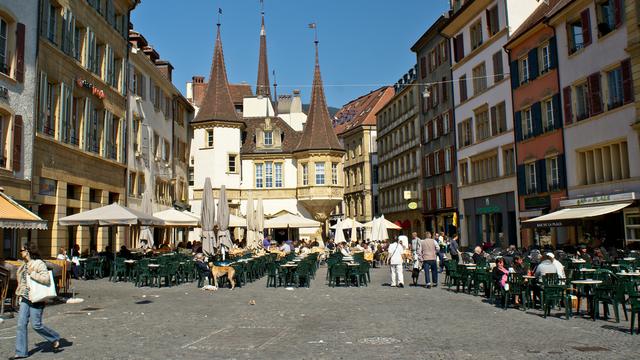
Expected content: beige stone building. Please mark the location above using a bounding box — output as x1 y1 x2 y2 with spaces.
376 67 424 233
334 87 394 223
33 0 138 257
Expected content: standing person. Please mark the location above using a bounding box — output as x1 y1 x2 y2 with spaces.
14 244 62 359
387 237 405 288
437 232 446 273
410 232 421 286
449 234 460 264
418 231 438 288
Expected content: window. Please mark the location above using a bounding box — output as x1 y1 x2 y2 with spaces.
315 162 325 185
475 109 490 141
459 161 469 185
568 17 586 54
264 130 273 146
436 187 443 209
332 163 338 185
543 98 555 131
357 142 362 156
575 82 590 121
503 148 515 176
137 174 145 196
607 67 623 109
472 62 487 95
490 102 507 136
459 75 468 102
39 178 57 196
255 163 263 188
0 18 7 75
492 51 504 82
458 119 472 148
547 156 560 191
0 115 5 168
275 163 283 188
487 6 500 36
358 167 363 184
520 57 529 84
372 165 378 184
228 154 237 173
128 172 135 195
522 107 533 138
302 163 308 185
471 153 499 183
470 20 483 50
265 162 273 188
439 41 448 62
206 129 213 147
445 148 452 172
526 162 537 194
626 213 640 243
577 141 630 185
188 167 194 186
443 112 450 134
540 43 551 73
434 151 441 174
44 80 55 136
47 3 57 43
596 0 617 37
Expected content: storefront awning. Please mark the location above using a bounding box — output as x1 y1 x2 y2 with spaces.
0 191 48 230
522 202 633 228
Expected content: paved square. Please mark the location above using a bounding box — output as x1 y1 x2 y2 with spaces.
1 266 638 359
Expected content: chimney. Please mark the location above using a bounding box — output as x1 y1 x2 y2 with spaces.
142 46 159 62
191 76 207 108
290 89 302 113
155 60 174 82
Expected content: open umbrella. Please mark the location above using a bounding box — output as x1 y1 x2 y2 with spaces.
264 213 321 228
364 216 402 230
330 218 364 229
256 197 265 243
216 185 233 258
334 219 346 244
200 177 216 255
246 191 256 249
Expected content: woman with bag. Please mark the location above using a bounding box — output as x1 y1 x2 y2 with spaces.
12 244 62 359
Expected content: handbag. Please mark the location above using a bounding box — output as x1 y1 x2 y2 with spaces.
27 270 57 303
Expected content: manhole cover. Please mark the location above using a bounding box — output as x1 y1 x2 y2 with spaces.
358 337 401 345
572 346 609 352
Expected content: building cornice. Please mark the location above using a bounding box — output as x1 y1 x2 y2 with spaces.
191 120 244 130
441 0 494 37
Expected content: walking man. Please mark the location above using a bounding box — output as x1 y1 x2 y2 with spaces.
418 231 438 288
410 232 421 286
388 237 405 288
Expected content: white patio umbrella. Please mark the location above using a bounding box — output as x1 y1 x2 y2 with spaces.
330 218 364 229
246 191 256 249
200 177 216 255
229 214 247 227
139 189 155 248
370 216 380 242
350 217 357 244
334 219 346 244
216 185 233 260
153 208 199 227
264 213 321 228
255 197 265 243
378 215 390 241
364 216 402 230
59 203 163 226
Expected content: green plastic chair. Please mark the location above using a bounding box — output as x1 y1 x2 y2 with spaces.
329 263 349 287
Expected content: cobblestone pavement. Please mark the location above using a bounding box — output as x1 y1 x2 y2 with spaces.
0 266 638 359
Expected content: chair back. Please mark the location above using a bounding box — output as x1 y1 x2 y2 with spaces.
542 273 559 285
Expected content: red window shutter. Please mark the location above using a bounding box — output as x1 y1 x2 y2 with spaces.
445 184 453 208
614 0 623 28
449 110 454 129
587 72 602 115
563 86 573 125
486 9 492 35
439 151 445 173
442 77 448 102
12 115 23 172
581 9 592 46
621 58 634 104
429 154 435 176
16 23 26 83
427 121 433 140
430 189 437 210
437 116 443 135
420 57 427 79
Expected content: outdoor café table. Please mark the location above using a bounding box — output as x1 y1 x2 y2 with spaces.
623 258 636 261
617 272 640 277
280 263 298 286
577 268 596 272
571 259 586 263
571 279 603 319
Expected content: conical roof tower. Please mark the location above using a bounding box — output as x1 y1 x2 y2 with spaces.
255 12 271 99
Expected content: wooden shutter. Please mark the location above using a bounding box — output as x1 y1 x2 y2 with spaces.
528 48 538 81
420 57 427 79
16 23 26 83
438 151 445 174
510 61 519 89
12 115 23 172
492 51 503 81
614 0 623 28
428 154 435 177
621 59 634 104
536 159 547 194
427 121 433 141
442 41 448 62
514 110 522 142
437 116 443 136
587 72 602 115
430 188 437 210
486 9 492 36
581 9 592 46
454 34 464 62
442 77 448 102
445 184 453 208
532 102 542 136
449 110 454 130
490 105 497 136
558 154 567 189
459 77 467 102
457 122 463 148
549 36 558 69
553 93 562 129
516 165 526 195
563 86 573 125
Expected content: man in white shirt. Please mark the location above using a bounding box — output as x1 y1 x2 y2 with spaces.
387 237 405 288
547 253 566 280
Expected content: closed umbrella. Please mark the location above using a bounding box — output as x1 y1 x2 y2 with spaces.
256 197 265 244
378 215 389 241
350 217 357 244
334 219 346 244
216 185 233 254
139 189 154 248
370 216 380 242
200 177 216 255
246 191 256 249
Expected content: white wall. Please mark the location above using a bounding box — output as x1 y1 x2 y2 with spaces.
505 0 544 36
192 126 242 190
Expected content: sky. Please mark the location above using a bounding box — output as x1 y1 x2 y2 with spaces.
131 0 450 108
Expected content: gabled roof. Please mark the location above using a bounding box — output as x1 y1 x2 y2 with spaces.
241 117 301 154
333 86 394 136
192 24 240 124
256 14 271 99
294 43 344 152
507 0 564 44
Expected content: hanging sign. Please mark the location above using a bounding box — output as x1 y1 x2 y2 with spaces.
76 78 106 100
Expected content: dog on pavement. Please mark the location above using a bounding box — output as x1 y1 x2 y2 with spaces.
207 263 236 290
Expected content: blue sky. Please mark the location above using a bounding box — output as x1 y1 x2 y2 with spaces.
131 0 449 108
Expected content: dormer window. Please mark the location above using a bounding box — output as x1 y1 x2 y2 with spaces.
264 130 273 146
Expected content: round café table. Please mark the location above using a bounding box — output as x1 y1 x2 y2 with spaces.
571 279 602 320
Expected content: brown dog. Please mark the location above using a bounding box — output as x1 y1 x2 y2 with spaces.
208 263 236 289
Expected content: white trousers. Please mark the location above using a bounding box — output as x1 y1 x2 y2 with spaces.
390 264 404 286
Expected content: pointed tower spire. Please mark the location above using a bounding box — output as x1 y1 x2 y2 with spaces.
256 7 271 99
192 19 239 124
295 39 343 152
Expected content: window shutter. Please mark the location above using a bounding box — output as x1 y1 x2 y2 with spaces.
581 9 591 46
437 116 443 136
449 110 454 130
563 86 573 125
536 159 547 194
428 154 435 177
621 58 634 104
83 97 91 150
492 51 503 82
552 93 562 129
587 72 602 115
39 0 48 37
528 48 539 81
12 115 23 172
454 34 464 62
614 0 623 28
490 105 497 135
486 9 492 35
452 37 459 62
16 23 26 83
450 146 455 166
442 77 448 102
532 102 542 136
510 61 519 89
514 110 522 142
430 188 437 210
457 122 463 148
420 57 427 79
558 154 567 189
439 151 445 174
549 36 558 69
445 184 453 208
427 121 433 141
38 72 48 132
516 165 526 194
443 41 449 62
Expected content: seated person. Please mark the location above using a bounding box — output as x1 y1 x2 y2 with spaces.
512 255 529 276
56 247 69 261
354 241 365 252
279 241 292 254
591 248 605 267
194 253 211 287
118 245 132 259
492 257 509 290
326 239 336 252
577 245 592 262
547 253 566 280
472 246 486 264
534 254 558 282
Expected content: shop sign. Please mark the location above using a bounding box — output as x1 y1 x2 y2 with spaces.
521 220 573 229
477 205 500 214
525 196 550 210
76 78 106 100
407 202 417 210
560 192 638 207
